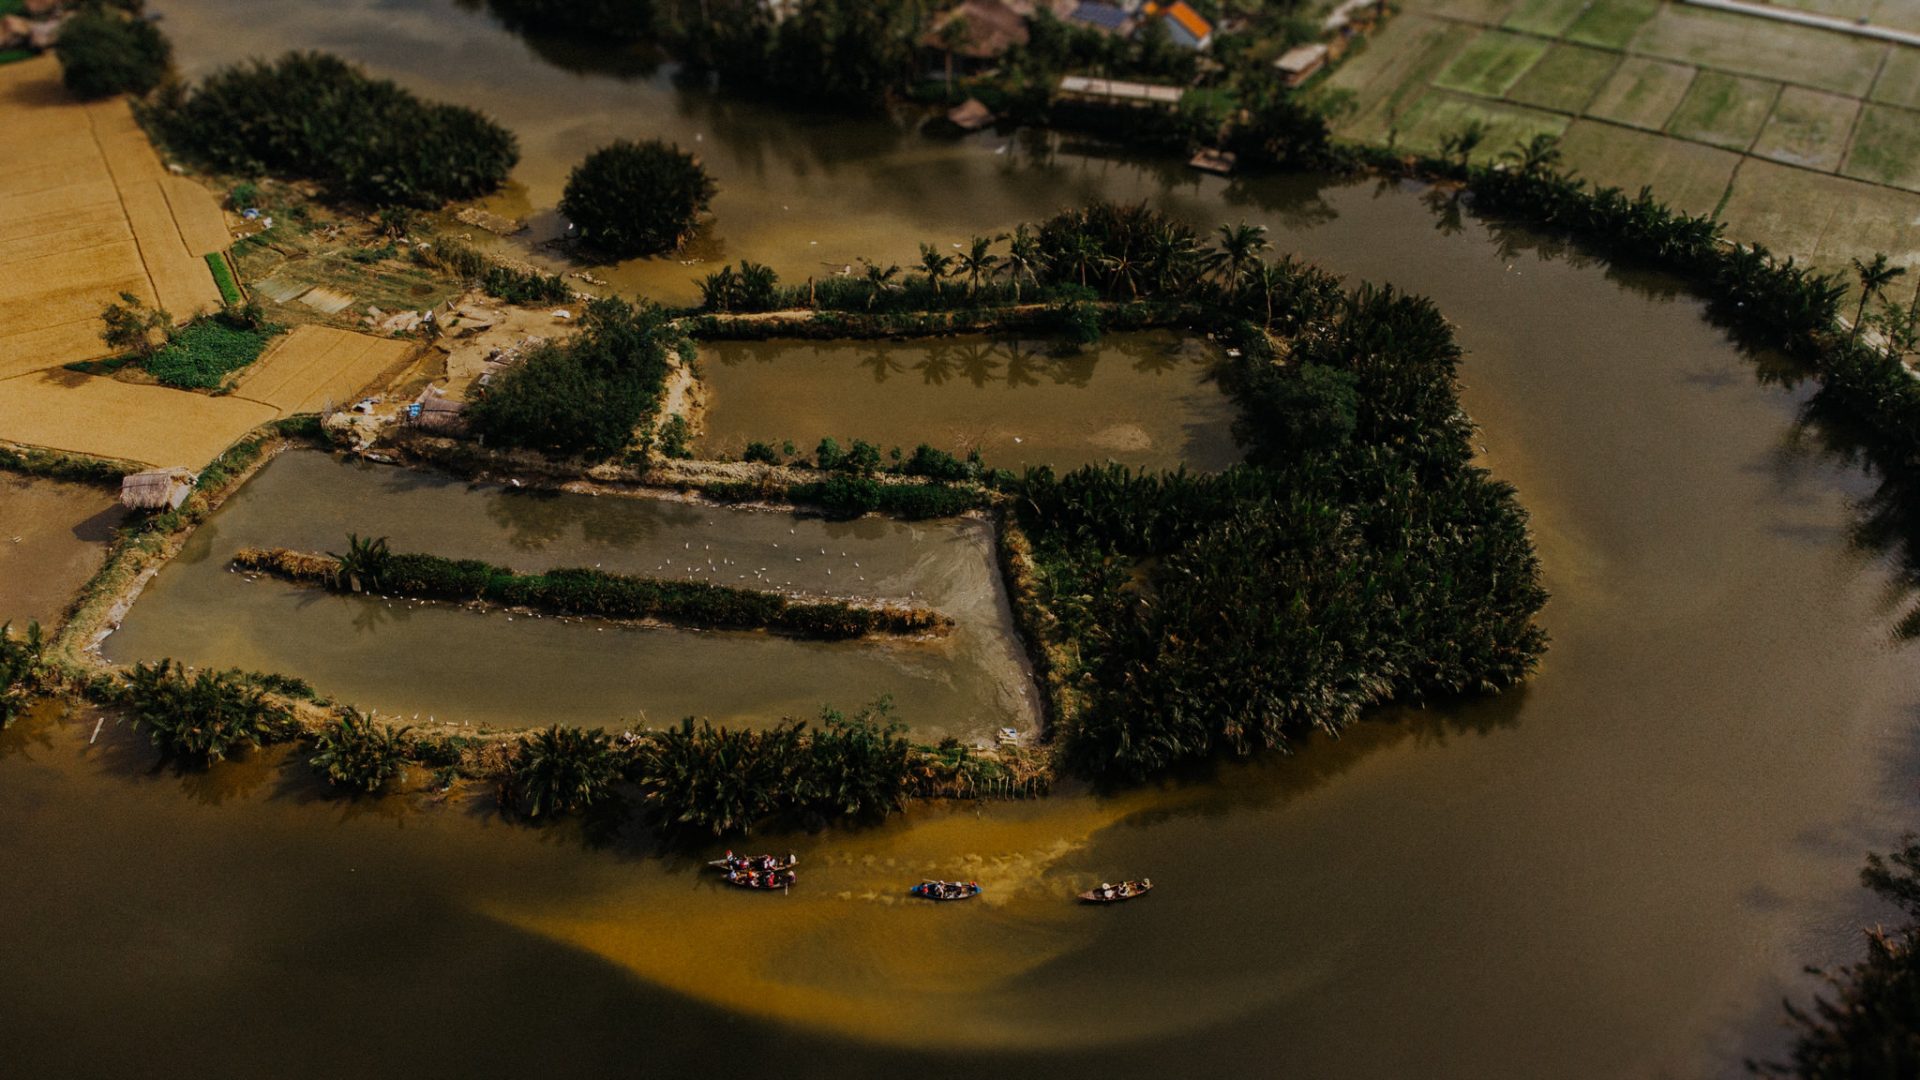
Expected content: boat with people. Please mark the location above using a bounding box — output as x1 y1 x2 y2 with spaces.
707 851 797 874
1078 878 1152 903
722 868 796 891
910 880 981 901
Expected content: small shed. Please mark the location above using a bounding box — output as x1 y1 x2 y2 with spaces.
412 385 467 432
120 468 196 512
1274 43 1329 87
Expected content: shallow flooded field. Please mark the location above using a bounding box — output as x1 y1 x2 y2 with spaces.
697 331 1241 473
0 474 123 628
103 451 1039 739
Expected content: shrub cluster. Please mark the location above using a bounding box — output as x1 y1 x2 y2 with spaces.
560 139 715 259
0 622 46 725
787 475 984 520
54 9 172 100
413 238 572 304
150 52 518 207
503 725 624 818
632 700 912 835
257 537 948 639
125 659 296 766
467 295 685 459
308 711 411 793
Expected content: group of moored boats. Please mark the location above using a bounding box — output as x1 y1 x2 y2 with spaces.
709 852 1152 904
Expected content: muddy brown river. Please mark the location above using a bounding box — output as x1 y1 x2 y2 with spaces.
3 0 1916 1075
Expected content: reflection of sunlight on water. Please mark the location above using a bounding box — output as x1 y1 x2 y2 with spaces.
481 788 1279 1050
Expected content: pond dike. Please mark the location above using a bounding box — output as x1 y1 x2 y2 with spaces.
229 546 952 641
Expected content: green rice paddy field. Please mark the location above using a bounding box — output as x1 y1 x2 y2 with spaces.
1324 0 1920 296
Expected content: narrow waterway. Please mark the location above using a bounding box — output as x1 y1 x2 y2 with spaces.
6 1 1913 1075
102 450 1040 740
696 331 1240 472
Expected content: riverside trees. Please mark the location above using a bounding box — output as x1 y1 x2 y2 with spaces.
150 52 518 208
560 139 716 258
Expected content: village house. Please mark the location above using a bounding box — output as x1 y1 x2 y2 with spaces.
1273 42 1328 87
1142 1 1213 49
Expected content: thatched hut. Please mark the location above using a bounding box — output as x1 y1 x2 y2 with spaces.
120 468 196 512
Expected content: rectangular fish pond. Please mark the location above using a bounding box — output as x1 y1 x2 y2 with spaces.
103 451 1041 742
694 330 1242 473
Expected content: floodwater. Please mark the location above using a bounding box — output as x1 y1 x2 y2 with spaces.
102 450 1040 740
3 0 1909 1075
696 331 1241 472
0 474 123 628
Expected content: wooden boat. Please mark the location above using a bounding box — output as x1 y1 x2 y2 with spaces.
1078 878 1152 903
910 880 981 901
707 851 797 874
723 869 795 891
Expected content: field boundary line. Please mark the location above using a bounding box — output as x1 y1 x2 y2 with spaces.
80 95 163 321
1679 0 1920 48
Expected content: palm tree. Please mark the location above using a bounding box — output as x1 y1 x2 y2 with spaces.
1057 230 1100 289
1001 224 1041 302
1099 243 1144 299
1146 224 1202 297
861 259 901 311
505 725 622 818
1503 133 1562 177
1246 257 1291 328
1213 222 1269 291
957 234 1001 298
918 244 954 299
1439 120 1488 170
1851 253 1907 342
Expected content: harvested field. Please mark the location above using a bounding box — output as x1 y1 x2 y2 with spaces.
0 369 277 468
0 58 228 376
1558 119 1742 215
1750 86 1862 171
1502 0 1591 35
1628 5 1886 95
1434 30 1550 96
1395 91 1571 160
1564 0 1662 47
1505 43 1621 112
1327 16 1478 141
1841 103 1920 190
229 325 416 414
1873 46 1920 109
1585 56 1696 130
1718 158 1920 290
1665 70 1779 149
0 474 125 629
1411 0 1516 22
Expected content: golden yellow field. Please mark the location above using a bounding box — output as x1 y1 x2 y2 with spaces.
2 369 278 468
0 58 226 379
230 325 416 415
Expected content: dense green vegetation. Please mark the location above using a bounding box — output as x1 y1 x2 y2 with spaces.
989 213 1547 780
125 659 296 766
246 535 948 639
204 253 243 305
54 8 171 100
503 725 623 818
560 139 715 258
143 305 280 390
149 52 518 207
1754 838 1920 1077
0 623 45 726
467 295 687 458
634 700 912 835
308 711 412 793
